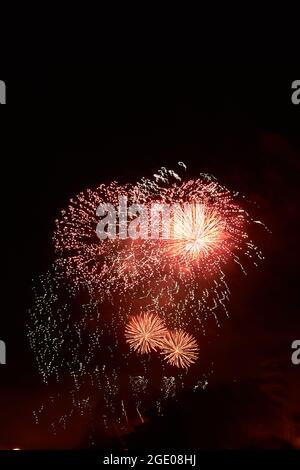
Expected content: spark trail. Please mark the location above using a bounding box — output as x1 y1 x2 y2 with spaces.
28 164 267 439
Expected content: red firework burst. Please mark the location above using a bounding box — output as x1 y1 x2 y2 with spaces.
160 329 199 369
125 313 168 354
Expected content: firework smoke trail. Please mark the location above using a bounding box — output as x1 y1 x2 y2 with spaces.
28 163 266 437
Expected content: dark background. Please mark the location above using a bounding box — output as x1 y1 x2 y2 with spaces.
0 64 299 451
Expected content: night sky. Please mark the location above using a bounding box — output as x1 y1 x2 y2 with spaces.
1 64 299 452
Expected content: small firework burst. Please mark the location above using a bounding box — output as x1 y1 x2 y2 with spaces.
161 329 199 369
125 313 168 354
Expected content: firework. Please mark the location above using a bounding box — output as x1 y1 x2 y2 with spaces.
165 203 227 261
28 164 266 438
125 313 168 354
52 166 265 334
160 329 199 369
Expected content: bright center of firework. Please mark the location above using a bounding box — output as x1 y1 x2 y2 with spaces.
167 203 226 260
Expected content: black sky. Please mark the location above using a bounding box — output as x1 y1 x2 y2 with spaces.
0 64 299 450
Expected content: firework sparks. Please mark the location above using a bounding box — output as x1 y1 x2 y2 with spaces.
52 166 265 334
125 313 168 354
160 329 199 369
27 164 267 437
166 203 227 261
